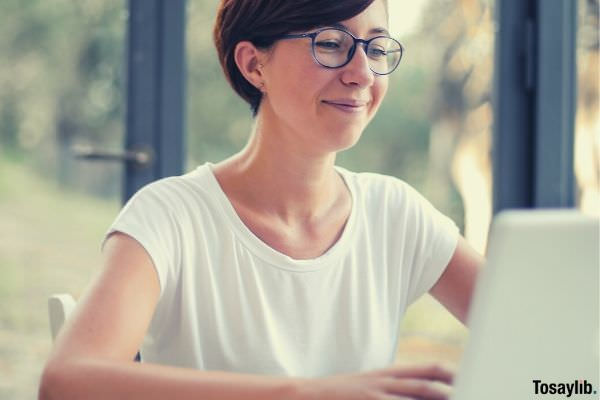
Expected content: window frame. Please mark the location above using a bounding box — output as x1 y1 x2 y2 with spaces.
492 0 577 213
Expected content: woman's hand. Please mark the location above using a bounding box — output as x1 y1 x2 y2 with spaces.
297 362 456 400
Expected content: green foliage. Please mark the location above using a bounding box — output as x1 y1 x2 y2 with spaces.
339 66 432 184
0 0 126 196
185 0 254 166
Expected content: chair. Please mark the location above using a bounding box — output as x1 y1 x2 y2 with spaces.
47 293 141 361
48 293 76 341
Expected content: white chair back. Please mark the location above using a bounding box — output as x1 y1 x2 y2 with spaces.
48 293 76 341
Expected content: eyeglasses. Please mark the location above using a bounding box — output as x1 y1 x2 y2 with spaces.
277 28 403 75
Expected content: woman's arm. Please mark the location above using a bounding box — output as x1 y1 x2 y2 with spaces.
39 232 457 400
429 235 485 324
39 359 301 400
38 232 301 400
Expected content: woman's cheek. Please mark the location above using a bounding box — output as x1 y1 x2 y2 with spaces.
370 79 388 115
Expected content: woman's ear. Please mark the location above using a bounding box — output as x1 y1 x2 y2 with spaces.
234 41 266 92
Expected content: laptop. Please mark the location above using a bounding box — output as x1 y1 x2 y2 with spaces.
451 209 599 399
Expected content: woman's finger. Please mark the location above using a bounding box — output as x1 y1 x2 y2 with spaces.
376 362 456 384
383 378 453 400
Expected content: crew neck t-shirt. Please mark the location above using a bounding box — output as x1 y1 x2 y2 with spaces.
102 163 459 377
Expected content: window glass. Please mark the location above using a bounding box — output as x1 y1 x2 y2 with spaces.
575 0 599 216
382 0 495 363
186 1 253 167
0 2 126 398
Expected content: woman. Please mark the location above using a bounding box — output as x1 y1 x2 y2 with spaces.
40 0 484 399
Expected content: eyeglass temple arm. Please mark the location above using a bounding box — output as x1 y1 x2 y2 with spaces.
278 33 314 40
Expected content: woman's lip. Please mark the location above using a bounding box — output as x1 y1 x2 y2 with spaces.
323 100 368 107
322 100 368 113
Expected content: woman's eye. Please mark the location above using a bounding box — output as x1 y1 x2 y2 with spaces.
315 41 342 50
368 47 387 58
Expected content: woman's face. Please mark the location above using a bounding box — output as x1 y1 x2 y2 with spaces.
260 0 390 155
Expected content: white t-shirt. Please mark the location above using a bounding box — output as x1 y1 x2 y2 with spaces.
102 163 459 377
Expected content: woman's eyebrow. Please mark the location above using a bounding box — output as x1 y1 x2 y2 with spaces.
330 22 390 36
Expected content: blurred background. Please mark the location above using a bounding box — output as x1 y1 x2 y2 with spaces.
0 0 597 398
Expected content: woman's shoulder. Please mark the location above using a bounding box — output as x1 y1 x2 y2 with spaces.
335 165 415 200
335 166 445 222
132 163 213 198
122 163 219 216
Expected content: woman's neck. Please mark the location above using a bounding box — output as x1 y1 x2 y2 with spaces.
214 115 347 224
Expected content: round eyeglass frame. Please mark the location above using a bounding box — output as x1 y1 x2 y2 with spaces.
277 27 404 75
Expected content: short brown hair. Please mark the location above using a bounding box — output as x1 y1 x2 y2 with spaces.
213 0 379 116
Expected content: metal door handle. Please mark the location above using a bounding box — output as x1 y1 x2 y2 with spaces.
71 144 154 168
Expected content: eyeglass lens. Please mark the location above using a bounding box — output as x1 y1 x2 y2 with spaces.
313 29 401 74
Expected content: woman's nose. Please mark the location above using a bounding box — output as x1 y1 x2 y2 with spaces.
340 44 375 88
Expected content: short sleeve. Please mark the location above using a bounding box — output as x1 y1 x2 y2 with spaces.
399 182 460 305
100 180 180 298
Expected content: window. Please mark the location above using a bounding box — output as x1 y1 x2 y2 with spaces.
0 2 126 398
575 0 599 216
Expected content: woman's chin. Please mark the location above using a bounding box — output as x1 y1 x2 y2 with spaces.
323 125 364 152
